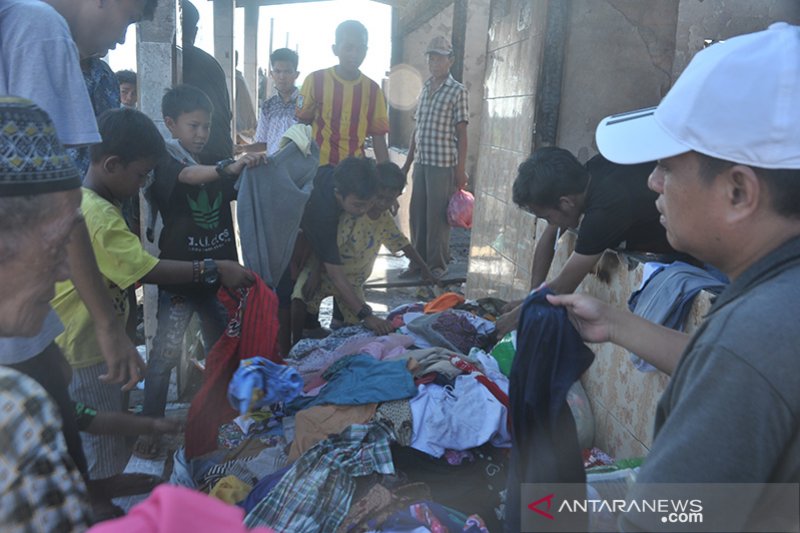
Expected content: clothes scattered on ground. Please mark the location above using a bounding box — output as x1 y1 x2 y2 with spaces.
244 423 395 532
228 357 303 415
287 354 417 414
627 261 727 371
506 289 595 533
185 277 281 458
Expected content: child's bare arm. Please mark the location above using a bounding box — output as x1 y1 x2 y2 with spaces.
235 142 267 155
141 259 254 289
85 411 182 436
324 262 394 335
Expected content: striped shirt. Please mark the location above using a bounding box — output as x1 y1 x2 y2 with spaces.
413 74 469 167
254 88 299 155
296 67 389 166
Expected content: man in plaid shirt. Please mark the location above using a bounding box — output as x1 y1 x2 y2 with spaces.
402 36 469 277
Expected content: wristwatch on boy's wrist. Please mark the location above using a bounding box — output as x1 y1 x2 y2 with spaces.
215 158 236 178
200 258 220 287
356 304 373 321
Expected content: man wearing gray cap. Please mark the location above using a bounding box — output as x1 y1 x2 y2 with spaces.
402 35 469 278
548 23 800 531
0 97 91 531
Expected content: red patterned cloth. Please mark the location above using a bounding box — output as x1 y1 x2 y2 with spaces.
185 276 282 458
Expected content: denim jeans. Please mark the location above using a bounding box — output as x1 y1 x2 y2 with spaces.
141 289 227 417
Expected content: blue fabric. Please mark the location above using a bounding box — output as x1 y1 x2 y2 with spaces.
505 289 594 533
286 354 417 414
628 262 727 371
227 357 303 415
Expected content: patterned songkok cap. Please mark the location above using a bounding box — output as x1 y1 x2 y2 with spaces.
0 97 81 197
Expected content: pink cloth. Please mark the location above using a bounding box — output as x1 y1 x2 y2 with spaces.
88 485 275 533
295 334 414 393
332 333 414 360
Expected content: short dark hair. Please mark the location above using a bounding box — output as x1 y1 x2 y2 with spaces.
161 84 213 120
697 153 800 218
335 20 368 45
180 0 199 45
270 48 299 71
512 147 590 209
376 161 406 192
90 108 166 165
116 69 137 86
143 0 158 20
333 157 378 199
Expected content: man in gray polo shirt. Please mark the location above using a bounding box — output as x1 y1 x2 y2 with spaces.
549 23 799 531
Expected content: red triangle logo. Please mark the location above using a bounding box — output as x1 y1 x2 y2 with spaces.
528 493 556 520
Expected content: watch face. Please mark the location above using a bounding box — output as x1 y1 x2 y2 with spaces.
204 271 220 286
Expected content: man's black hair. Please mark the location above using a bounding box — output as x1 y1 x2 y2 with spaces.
697 153 800 218
270 48 299 72
335 20 368 45
162 84 213 120
333 157 378 199
180 0 199 46
90 108 166 165
376 161 406 192
512 147 590 209
116 70 137 86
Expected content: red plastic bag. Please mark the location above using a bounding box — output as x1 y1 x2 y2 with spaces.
447 189 474 229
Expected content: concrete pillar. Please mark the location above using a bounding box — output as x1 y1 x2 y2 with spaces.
243 3 259 110
213 0 236 136
137 0 177 351
138 0 177 136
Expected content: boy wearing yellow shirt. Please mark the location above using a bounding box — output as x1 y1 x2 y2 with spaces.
51 108 255 478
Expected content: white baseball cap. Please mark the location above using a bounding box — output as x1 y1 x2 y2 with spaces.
596 22 800 170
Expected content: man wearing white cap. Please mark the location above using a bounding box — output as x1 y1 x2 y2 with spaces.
549 23 799 531
402 35 469 278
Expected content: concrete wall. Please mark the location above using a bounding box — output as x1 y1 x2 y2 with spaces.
556 0 679 159
673 0 800 77
467 0 548 301
465 0 798 458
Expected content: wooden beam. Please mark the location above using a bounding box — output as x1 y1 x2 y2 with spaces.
533 0 570 149
450 0 467 82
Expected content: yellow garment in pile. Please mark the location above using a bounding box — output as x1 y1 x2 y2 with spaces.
209 475 252 504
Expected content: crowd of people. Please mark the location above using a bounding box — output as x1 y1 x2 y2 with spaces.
0 0 798 530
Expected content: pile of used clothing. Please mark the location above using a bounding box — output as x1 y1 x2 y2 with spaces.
170 292 597 533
